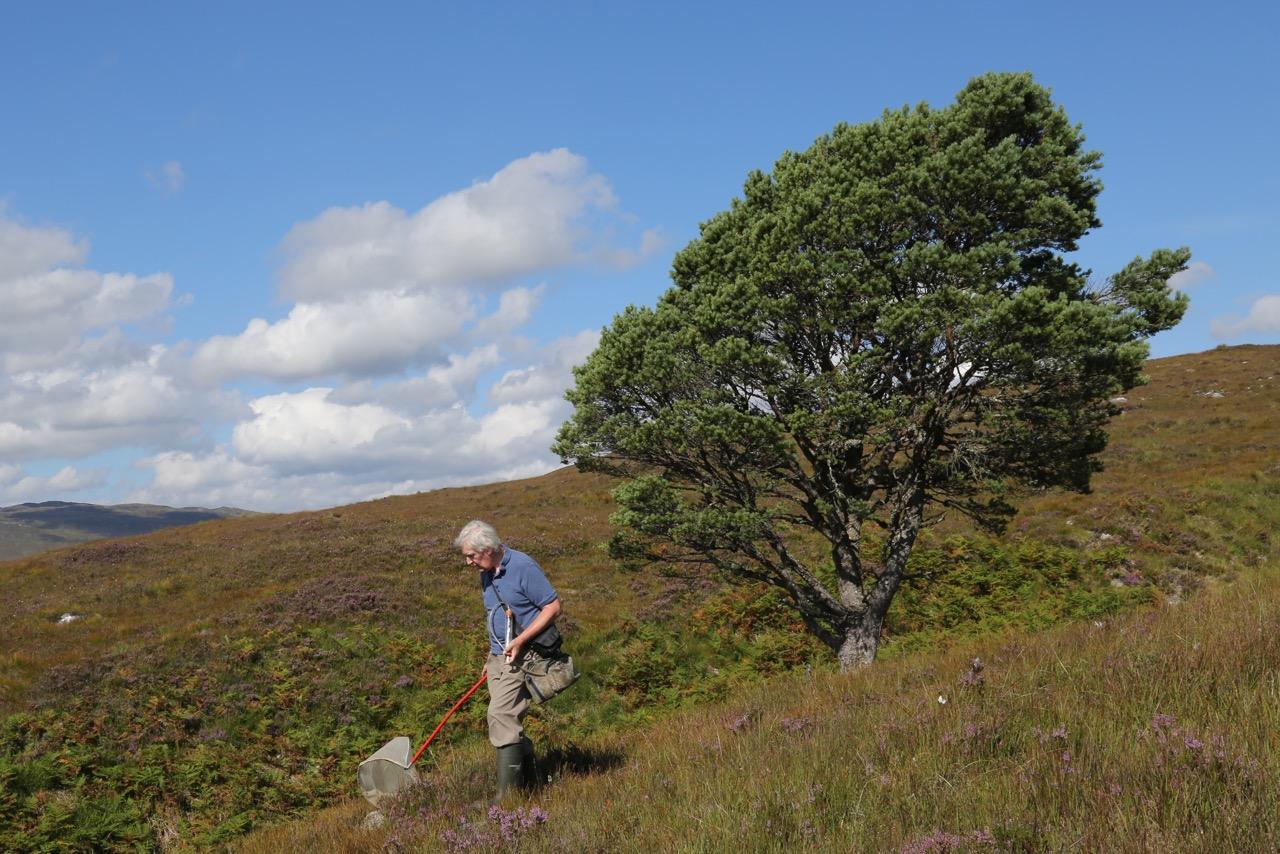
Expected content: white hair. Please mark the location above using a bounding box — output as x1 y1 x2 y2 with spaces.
454 519 502 553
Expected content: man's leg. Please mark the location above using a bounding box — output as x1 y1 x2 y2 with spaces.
485 654 531 803
520 734 538 789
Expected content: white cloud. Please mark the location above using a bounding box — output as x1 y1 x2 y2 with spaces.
5 149 644 512
232 387 411 473
0 215 173 373
189 283 549 383
134 449 290 510
489 329 599 405
227 386 508 480
594 226 666 269
133 444 558 513
0 213 213 463
461 400 560 456
0 212 86 280
1169 261 1214 291
489 285 544 330
142 449 262 493
330 345 502 413
145 160 185 193
190 288 476 382
1 465 107 502
129 325 597 511
1 269 171 344
1211 294 1280 340
278 149 629 302
0 350 231 461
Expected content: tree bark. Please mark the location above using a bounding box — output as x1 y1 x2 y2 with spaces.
836 492 924 671
836 618 882 671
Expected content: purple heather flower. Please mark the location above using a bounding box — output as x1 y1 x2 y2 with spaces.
899 828 996 853
780 716 814 733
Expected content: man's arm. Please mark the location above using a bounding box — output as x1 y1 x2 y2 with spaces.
503 598 562 662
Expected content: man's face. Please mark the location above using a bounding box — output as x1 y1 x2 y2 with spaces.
462 545 501 572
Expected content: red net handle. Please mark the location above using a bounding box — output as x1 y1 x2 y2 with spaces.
410 670 489 766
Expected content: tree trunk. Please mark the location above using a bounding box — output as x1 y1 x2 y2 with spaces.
836 617 883 671
834 491 924 671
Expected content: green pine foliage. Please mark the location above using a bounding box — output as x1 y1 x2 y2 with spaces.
555 72 1190 668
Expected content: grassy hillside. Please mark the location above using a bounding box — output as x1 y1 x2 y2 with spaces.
245 554 1280 853
0 502 257 562
1 344 1277 851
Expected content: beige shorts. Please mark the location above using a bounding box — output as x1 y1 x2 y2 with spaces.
485 653 531 748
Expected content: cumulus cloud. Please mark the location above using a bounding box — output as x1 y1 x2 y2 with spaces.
232 387 411 474
130 325 598 511
2 271 172 371
0 348 233 461
190 288 476 382
145 160 185 193
0 465 106 503
0 213 217 467
330 345 502 413
134 405 563 512
189 284 549 383
186 150 637 388
0 213 86 279
594 227 666 269
0 213 173 373
461 400 561 457
227 387 561 482
9 149 644 511
278 149 635 302
1211 294 1280 340
134 444 558 514
134 449 285 510
1169 261 1215 292
488 330 599 405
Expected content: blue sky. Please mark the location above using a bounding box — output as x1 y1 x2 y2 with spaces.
2 1 1276 511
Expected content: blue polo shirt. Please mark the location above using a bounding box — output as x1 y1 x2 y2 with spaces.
480 547 559 655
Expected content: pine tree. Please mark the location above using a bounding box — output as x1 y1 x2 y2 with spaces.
553 73 1189 670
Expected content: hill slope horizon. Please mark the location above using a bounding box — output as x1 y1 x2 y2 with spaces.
0 501 259 562
1 343 1277 850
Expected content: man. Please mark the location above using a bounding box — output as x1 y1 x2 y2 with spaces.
454 519 562 803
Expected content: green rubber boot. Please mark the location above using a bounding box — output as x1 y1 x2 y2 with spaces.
520 736 539 790
493 743 525 805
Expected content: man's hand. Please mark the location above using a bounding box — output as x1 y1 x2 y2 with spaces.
503 598 561 663
503 638 525 664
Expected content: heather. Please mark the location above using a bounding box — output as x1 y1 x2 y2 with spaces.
294 561 1278 852
1 345 1278 850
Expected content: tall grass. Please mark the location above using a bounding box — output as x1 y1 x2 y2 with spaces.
276 560 1278 853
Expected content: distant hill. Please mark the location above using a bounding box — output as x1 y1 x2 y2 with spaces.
0 501 259 560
